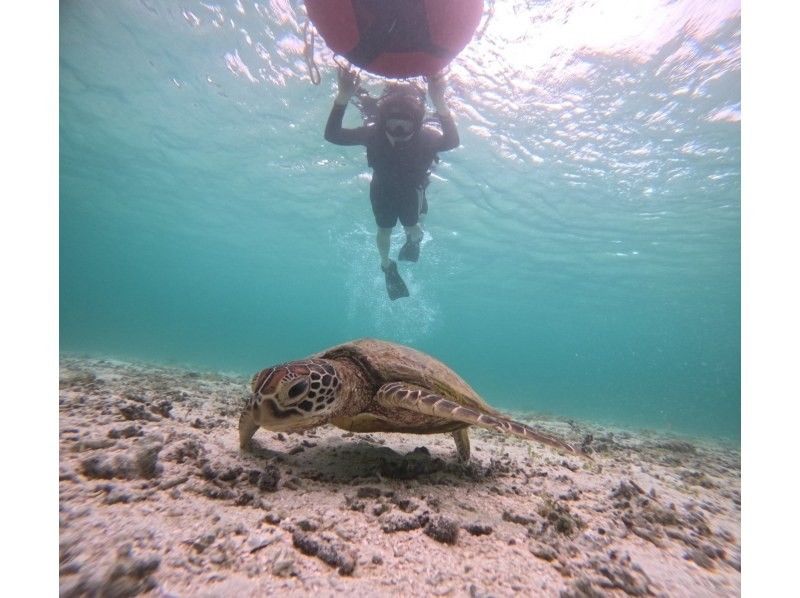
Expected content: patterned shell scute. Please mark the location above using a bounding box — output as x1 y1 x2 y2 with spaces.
315 338 499 415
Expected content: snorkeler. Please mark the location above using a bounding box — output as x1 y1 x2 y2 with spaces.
324 66 460 300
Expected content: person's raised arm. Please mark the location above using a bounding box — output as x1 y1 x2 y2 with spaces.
427 73 459 151
324 67 370 146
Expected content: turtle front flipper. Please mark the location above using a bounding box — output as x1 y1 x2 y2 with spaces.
239 408 259 449
376 382 580 457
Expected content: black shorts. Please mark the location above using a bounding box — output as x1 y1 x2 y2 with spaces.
370 182 429 228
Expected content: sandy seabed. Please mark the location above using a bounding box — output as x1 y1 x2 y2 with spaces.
59 356 740 597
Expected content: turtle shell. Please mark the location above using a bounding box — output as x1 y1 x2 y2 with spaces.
314 338 501 434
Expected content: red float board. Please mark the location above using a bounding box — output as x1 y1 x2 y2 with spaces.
306 0 483 78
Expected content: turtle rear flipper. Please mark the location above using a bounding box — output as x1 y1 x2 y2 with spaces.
451 429 470 461
376 382 580 457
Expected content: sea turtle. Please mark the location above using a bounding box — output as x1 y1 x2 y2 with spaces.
239 338 580 461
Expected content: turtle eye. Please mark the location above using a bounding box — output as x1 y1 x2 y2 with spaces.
287 379 308 400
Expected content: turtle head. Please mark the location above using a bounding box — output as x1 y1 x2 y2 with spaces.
248 359 342 432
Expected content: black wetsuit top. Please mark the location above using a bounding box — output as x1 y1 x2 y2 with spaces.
324 103 459 228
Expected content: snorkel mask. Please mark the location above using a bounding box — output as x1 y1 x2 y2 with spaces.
377 85 425 144
385 115 417 142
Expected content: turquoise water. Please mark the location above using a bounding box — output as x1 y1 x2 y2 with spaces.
60 1 740 440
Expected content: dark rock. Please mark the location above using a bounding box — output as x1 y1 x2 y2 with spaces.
702 543 724 559
218 465 243 482
621 514 664 548
390 495 418 513
463 523 493 536
102 486 133 505
685 510 712 536
657 440 697 454
60 538 80 570
292 531 356 575
123 392 146 403
158 476 188 491
201 463 217 480
264 513 281 525
96 545 160 598
188 533 216 553
468 584 493 598
257 465 281 492
530 542 558 562
60 561 81 576
593 558 652 596
423 516 459 545
679 470 717 489
345 495 366 512
380 512 430 533
119 403 158 422
611 480 645 501
378 450 444 479
560 578 606 598
727 553 741 571
80 455 132 480
356 486 383 499
539 498 583 536
60 576 88 597
150 399 172 418
163 439 205 464
642 504 681 527
60 371 97 389
502 510 537 526
283 477 301 490
59 465 77 482
133 444 162 479
108 426 144 439
75 437 116 451
235 492 255 506
199 484 236 501
296 518 319 532
685 548 715 570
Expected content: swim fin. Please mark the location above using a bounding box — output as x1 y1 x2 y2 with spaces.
398 238 420 262
382 260 409 300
